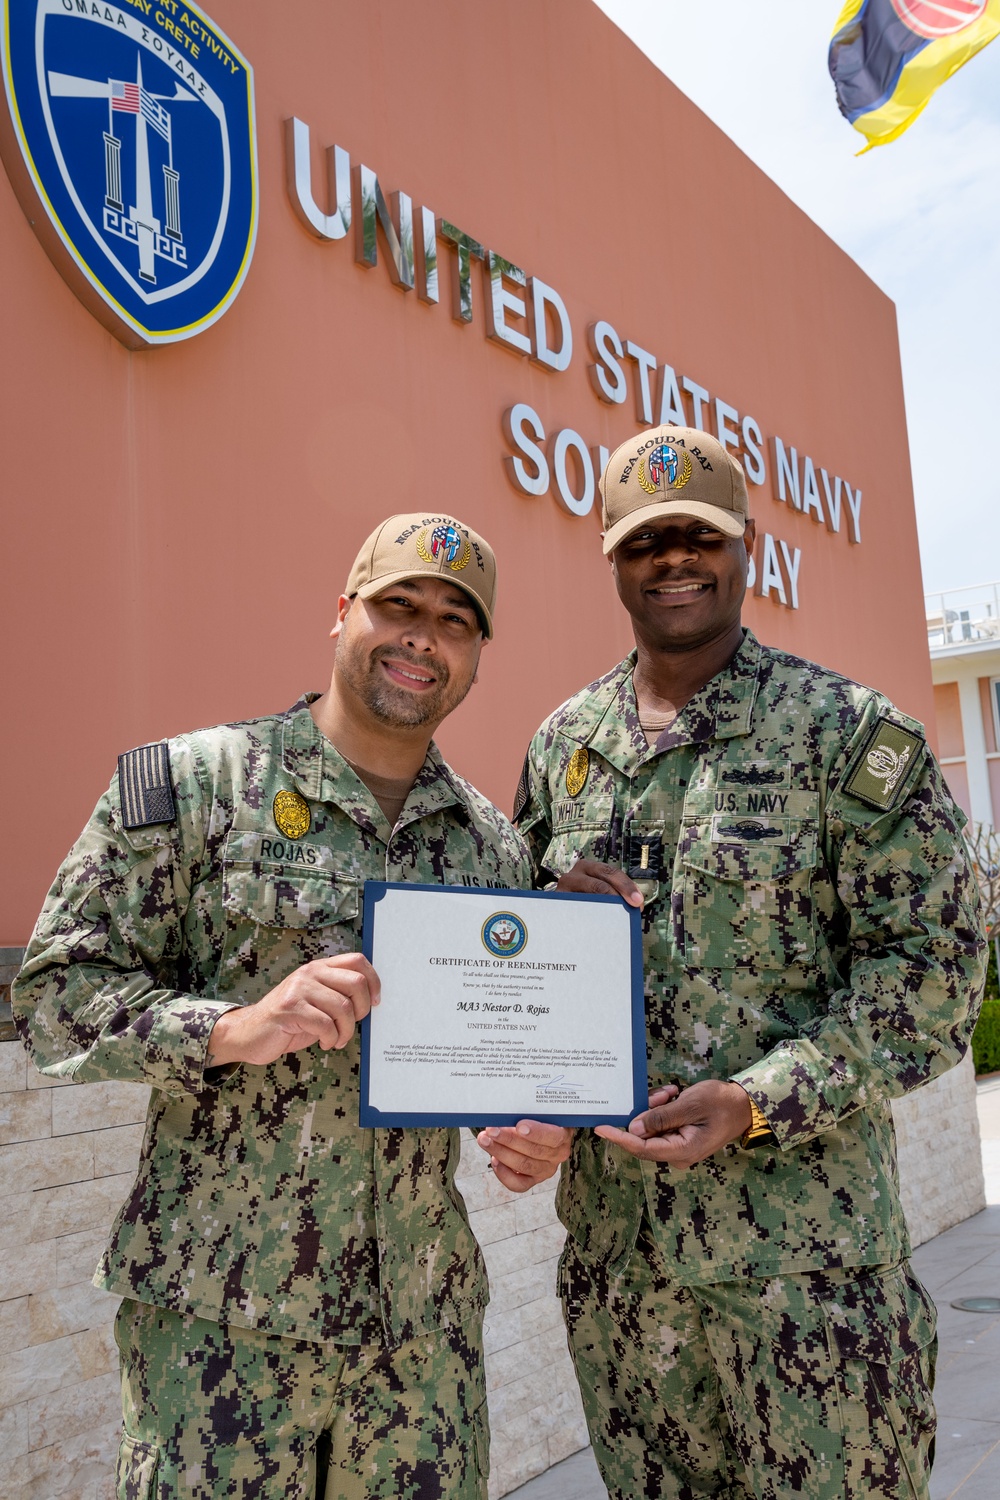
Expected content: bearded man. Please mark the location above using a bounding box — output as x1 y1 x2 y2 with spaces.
14 513 569 1500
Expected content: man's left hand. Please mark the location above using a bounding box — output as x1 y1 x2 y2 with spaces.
594 1081 753 1167
476 1120 573 1193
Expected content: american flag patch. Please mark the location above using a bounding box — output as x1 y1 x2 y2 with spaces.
512 750 531 824
117 742 176 829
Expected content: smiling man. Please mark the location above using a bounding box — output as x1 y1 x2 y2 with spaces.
13 512 569 1500
512 428 986 1500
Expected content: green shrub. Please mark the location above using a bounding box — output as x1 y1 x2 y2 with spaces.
972 936 1000 1075
973 999 1000 1077
987 934 999 1004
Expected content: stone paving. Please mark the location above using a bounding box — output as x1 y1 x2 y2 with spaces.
509 1076 1000 1500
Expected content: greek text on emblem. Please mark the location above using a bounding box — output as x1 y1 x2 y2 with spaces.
273 789 311 840
481 911 528 959
565 746 589 799
866 742 911 795
416 525 471 572
637 444 693 495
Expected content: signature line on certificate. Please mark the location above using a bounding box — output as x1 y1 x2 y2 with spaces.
540 1075 580 1092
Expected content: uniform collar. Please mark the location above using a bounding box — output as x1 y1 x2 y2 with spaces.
280 695 466 837
656 629 761 752
558 630 763 776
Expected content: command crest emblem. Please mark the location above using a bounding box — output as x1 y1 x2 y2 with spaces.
481 911 528 959
0 0 257 347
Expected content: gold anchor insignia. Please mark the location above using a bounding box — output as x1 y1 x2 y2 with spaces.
565 747 590 798
273 789 311 840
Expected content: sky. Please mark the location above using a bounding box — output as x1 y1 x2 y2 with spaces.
594 0 1000 599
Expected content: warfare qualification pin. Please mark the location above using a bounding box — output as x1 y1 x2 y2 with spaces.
565 747 589 798
273 789 311 840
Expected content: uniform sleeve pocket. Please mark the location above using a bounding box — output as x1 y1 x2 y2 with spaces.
115 1433 160 1500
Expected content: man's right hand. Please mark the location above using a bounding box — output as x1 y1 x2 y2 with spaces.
556 858 643 907
206 953 380 1067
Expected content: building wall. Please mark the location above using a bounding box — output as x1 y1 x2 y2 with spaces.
931 646 1000 828
1 0 937 946
979 676 1000 819
891 1055 985 1246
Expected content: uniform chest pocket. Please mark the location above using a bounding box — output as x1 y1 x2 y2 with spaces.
539 796 614 878
216 866 361 997
223 867 359 927
679 823 818 970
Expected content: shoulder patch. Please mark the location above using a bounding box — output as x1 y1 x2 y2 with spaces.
118 742 177 830
512 750 531 825
842 716 925 813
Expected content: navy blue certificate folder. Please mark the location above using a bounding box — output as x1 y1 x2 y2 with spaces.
359 882 647 1129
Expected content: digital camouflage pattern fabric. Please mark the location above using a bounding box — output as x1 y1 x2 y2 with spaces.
114 1298 488 1500
14 696 530 1346
516 633 986 1281
559 1221 937 1500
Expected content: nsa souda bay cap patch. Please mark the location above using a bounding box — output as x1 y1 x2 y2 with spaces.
345 513 497 638
600 425 749 555
843 717 926 812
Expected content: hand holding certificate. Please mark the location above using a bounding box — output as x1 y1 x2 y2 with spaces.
360 882 647 1127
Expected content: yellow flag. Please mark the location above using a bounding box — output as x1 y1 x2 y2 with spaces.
829 0 1000 151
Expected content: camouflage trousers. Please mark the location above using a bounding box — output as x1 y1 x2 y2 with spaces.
559 1220 938 1500
113 1299 488 1500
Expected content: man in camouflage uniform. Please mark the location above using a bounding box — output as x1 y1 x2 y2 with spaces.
514 427 986 1500
14 513 569 1500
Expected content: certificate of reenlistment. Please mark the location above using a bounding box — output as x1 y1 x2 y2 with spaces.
359 882 647 1128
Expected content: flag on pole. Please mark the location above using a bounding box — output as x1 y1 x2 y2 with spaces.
110 81 140 114
829 0 1000 151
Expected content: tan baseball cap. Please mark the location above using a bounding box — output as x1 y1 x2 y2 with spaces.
600 425 749 555
345 513 497 637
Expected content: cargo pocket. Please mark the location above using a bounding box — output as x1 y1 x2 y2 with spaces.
539 795 614 878
468 1397 491 1499
679 822 818 969
823 1264 937 1500
115 1433 160 1500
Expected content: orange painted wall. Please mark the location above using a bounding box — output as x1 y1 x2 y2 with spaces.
935 683 966 761
0 0 934 943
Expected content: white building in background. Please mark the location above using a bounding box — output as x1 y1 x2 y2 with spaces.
926 581 1000 829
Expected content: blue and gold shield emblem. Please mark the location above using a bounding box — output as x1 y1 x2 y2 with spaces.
0 0 257 346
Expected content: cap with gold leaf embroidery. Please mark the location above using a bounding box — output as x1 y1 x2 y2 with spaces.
345 513 497 637
600 425 749 555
